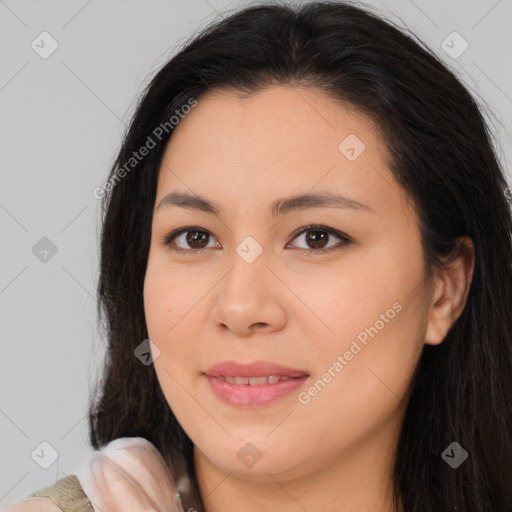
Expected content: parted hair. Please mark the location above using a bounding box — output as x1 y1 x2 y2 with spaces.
89 2 512 511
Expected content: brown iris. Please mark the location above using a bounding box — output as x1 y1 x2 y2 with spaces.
304 230 329 249
186 230 209 249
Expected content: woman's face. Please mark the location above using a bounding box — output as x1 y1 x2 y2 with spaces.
144 86 433 486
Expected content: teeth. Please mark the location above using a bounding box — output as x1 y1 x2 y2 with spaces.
218 375 295 385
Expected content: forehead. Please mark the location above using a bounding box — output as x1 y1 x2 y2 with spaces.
155 85 411 221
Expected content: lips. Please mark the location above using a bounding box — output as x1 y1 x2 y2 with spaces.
203 360 310 407
203 360 309 379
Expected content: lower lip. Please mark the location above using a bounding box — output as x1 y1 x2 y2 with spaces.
205 375 309 408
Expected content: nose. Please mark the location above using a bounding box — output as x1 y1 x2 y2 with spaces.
210 245 288 337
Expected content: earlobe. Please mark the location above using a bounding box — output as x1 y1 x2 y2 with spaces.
424 236 475 346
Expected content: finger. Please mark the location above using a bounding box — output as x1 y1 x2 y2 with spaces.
87 454 158 512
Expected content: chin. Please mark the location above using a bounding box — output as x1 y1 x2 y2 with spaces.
195 438 311 483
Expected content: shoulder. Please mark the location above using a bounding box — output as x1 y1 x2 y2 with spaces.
3 474 93 512
4 437 180 512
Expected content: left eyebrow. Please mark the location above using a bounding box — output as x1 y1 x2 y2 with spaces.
269 192 374 216
155 191 374 217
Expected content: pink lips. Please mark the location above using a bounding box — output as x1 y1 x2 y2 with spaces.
203 360 310 408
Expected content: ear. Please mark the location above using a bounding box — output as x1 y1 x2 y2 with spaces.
425 236 475 346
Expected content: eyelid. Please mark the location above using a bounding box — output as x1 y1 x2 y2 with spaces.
162 224 352 254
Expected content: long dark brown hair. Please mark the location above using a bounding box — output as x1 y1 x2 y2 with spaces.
88 2 512 510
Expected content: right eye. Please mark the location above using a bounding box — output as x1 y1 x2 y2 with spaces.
162 227 221 253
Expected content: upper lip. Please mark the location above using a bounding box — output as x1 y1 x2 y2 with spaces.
204 360 309 378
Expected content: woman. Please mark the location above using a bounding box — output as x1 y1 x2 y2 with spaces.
8 1 512 511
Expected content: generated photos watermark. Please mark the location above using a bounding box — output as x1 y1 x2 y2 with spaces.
93 97 198 199
298 301 403 405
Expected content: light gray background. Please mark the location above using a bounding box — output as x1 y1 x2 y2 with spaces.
1 0 511 506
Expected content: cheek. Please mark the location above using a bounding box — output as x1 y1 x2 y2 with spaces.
143 262 199 420
143 256 211 392
301 262 407 351
143 256 200 342
303 248 428 407
143 268 173 342
294 293 426 452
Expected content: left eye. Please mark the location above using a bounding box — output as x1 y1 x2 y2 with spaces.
287 225 351 253
163 225 351 254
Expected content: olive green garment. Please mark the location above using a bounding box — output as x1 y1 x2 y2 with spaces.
26 474 94 512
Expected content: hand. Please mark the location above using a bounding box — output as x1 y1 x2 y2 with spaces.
76 438 185 512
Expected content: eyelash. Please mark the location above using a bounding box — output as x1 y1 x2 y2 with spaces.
162 224 352 255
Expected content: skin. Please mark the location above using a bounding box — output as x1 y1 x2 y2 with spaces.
143 85 475 512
